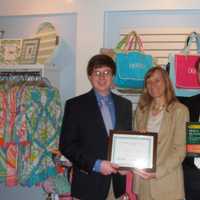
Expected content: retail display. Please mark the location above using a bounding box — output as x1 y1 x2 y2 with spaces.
113 31 153 90
19 38 40 64
0 21 67 200
35 22 59 64
0 39 22 65
0 73 63 187
169 31 200 96
0 22 59 66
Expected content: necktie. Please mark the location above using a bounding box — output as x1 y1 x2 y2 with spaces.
100 98 113 135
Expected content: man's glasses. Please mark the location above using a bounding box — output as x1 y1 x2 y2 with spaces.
92 70 112 77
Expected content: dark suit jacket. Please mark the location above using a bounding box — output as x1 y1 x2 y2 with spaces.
59 90 132 200
178 94 200 200
178 94 200 122
178 94 200 168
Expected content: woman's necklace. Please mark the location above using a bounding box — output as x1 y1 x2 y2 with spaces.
151 103 165 116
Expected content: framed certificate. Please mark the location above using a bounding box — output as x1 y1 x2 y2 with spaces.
186 122 200 156
108 130 157 172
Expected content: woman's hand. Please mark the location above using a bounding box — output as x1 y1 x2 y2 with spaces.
118 169 130 175
100 161 119 175
137 129 147 133
134 169 156 180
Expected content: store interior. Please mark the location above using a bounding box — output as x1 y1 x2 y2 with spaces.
0 0 200 199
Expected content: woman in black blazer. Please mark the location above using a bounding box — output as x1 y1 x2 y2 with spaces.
178 59 200 200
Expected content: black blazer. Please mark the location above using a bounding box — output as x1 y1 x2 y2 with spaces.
178 94 200 169
59 90 132 200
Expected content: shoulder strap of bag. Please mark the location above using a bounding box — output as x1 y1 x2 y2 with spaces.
121 171 137 200
115 31 144 53
183 32 200 54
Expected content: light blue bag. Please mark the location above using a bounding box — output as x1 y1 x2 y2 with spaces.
113 31 153 89
114 51 153 88
169 32 200 97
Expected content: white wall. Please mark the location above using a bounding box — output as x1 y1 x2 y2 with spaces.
1 0 200 96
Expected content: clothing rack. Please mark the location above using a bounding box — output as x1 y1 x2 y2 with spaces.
0 71 41 81
0 65 62 187
0 65 44 81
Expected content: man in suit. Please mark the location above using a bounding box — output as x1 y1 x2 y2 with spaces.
59 54 132 200
178 58 200 200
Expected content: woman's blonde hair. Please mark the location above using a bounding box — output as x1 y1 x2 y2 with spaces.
138 66 177 111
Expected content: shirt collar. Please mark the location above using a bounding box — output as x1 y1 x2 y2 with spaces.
94 90 112 104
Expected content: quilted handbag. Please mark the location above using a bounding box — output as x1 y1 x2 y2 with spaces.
113 31 153 90
169 32 200 97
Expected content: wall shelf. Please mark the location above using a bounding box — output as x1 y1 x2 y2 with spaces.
0 64 60 90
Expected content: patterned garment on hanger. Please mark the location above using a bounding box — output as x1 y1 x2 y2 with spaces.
18 85 62 187
0 81 63 187
5 85 21 187
0 85 7 146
